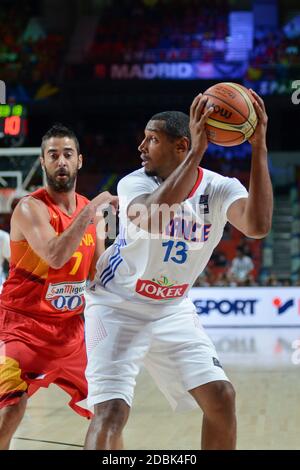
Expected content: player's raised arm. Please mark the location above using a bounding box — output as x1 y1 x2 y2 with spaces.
227 90 273 238
13 191 118 269
127 96 214 230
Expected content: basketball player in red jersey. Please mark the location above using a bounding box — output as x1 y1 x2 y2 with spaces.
0 124 118 449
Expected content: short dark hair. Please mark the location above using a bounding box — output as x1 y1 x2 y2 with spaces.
149 111 191 145
41 123 80 157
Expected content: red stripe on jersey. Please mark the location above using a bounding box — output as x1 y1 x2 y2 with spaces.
187 167 203 198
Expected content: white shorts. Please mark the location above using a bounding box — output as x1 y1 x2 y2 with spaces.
84 290 229 412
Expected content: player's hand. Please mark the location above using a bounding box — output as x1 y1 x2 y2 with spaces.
88 191 119 216
189 93 214 161
248 89 268 148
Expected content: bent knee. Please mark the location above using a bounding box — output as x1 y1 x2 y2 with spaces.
93 399 129 433
219 382 236 407
0 393 27 428
196 381 236 416
210 381 236 414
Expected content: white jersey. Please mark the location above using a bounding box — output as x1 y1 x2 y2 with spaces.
91 167 248 305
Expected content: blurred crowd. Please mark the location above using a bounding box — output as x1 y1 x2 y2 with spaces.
87 0 228 64
194 269 300 288
194 240 300 288
0 2 64 102
246 28 300 81
87 0 300 75
194 270 255 287
1 0 300 103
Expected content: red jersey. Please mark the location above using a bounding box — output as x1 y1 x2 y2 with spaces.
0 188 96 320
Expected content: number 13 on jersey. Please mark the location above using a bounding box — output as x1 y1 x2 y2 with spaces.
162 240 188 264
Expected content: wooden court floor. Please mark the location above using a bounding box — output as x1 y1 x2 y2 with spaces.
10 327 300 450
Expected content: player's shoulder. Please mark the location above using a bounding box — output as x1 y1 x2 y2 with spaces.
16 188 49 212
17 194 44 209
117 168 158 191
13 194 48 220
202 168 242 189
203 168 227 183
118 168 147 185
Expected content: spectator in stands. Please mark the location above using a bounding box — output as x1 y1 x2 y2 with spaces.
243 274 258 286
237 239 253 259
211 249 228 267
215 272 228 287
229 247 254 285
264 273 280 286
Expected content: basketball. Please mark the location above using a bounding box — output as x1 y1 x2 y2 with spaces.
202 82 258 147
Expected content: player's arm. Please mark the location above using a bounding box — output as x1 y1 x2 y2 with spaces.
13 192 118 269
127 95 214 229
227 91 273 239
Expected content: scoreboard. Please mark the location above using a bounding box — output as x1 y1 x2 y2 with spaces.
0 104 27 143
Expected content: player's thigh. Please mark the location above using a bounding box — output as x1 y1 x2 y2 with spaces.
145 308 229 409
84 303 152 383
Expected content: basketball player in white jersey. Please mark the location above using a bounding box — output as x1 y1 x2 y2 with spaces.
83 90 273 449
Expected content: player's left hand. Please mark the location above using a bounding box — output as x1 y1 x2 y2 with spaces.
248 89 268 148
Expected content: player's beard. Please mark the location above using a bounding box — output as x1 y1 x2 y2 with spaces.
44 168 77 192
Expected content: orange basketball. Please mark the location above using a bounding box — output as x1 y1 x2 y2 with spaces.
202 82 258 147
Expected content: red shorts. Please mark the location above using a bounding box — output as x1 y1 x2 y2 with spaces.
0 308 92 418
